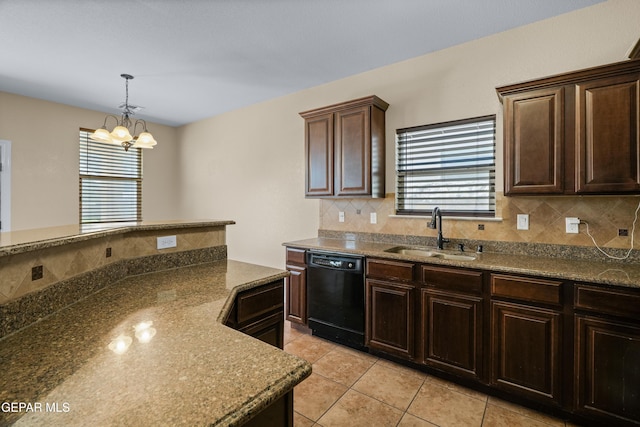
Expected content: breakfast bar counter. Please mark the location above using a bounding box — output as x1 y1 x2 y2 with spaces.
0 260 311 426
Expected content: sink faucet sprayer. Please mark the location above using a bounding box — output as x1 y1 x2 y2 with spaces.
428 207 449 250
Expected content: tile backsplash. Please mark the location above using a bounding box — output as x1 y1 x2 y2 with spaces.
0 227 226 304
320 193 640 250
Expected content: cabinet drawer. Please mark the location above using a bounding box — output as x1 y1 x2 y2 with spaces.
366 258 415 281
236 281 284 324
422 265 483 295
491 274 562 306
286 247 306 264
575 284 640 319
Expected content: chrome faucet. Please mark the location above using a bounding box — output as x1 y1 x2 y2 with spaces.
428 207 449 250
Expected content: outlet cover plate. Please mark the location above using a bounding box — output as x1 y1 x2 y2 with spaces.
157 235 177 250
517 214 529 230
565 217 580 234
370 212 377 224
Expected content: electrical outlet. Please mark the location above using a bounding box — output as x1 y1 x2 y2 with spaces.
338 211 345 223
478 224 485 230
106 247 112 258
370 212 377 224
517 214 529 230
565 217 580 234
157 235 177 250
619 229 629 237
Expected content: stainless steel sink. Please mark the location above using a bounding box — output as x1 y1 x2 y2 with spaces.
384 246 476 261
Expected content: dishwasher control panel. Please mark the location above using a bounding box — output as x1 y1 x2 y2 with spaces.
307 251 364 272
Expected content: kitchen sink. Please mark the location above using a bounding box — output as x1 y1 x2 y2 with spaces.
384 246 477 261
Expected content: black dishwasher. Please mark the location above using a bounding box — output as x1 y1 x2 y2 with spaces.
306 251 365 350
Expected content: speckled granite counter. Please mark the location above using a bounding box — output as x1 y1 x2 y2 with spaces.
0 220 235 257
0 260 311 426
284 237 640 289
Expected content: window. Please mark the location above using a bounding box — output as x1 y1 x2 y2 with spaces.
396 115 496 216
79 129 142 224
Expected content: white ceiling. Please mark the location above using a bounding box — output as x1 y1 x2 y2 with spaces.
0 0 603 127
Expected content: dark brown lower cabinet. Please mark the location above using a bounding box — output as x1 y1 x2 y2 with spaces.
575 315 640 425
238 311 284 349
224 280 292 425
225 280 285 349
242 391 293 427
491 301 562 406
285 247 307 325
357 257 640 425
365 278 415 359
285 264 306 324
421 289 482 380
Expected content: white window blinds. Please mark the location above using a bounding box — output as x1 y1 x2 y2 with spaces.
79 129 142 224
396 115 496 216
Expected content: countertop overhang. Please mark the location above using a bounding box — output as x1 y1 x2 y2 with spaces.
0 259 310 426
284 237 640 289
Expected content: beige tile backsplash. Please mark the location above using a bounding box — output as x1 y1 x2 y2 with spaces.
320 193 640 250
0 227 226 304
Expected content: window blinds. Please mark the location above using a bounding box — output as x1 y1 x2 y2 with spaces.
79 129 142 223
396 116 496 216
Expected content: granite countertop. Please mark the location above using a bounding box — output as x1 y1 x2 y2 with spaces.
0 220 236 257
0 260 311 426
284 237 640 289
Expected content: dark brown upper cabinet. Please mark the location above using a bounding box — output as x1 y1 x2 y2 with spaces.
497 59 640 196
502 87 565 195
300 96 389 198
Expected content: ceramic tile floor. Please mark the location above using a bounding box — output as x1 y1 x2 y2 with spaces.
283 321 580 427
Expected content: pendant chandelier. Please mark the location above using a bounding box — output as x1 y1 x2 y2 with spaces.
90 74 157 151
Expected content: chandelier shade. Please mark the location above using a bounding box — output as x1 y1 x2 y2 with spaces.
89 74 157 151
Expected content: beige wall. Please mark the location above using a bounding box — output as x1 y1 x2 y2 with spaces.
178 0 640 268
0 92 181 230
176 100 319 268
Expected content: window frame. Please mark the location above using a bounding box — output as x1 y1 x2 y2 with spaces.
79 128 142 224
395 115 496 217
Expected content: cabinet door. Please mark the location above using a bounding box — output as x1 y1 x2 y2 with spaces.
576 74 640 193
491 301 562 406
335 106 371 196
575 315 640 424
285 264 306 324
240 312 284 349
503 88 564 195
305 112 334 196
422 289 482 380
366 278 415 359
